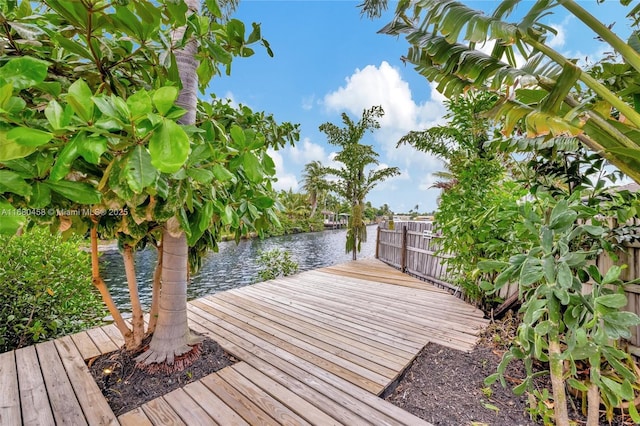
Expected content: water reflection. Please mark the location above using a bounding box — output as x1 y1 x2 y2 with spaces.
101 227 376 312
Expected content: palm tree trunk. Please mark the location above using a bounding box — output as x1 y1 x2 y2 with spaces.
147 242 163 334
135 0 202 371
136 231 201 371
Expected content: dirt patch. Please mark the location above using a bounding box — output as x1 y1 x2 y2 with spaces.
385 312 637 425
87 333 235 416
385 343 536 426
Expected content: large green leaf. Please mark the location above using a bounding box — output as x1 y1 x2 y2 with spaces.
125 146 157 193
45 100 73 130
49 138 78 181
519 258 544 286
230 124 246 147
7 127 53 147
0 199 25 234
0 57 49 90
127 90 153 119
149 119 190 173
29 182 51 209
152 86 179 116
45 181 101 204
67 79 94 123
211 164 235 182
242 152 263 183
0 170 32 197
0 131 36 161
596 294 628 309
76 134 107 164
186 168 214 184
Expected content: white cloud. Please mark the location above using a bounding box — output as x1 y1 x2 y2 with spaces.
287 137 327 165
547 24 566 49
323 61 446 170
324 61 445 132
268 149 298 191
418 173 441 191
221 91 238 108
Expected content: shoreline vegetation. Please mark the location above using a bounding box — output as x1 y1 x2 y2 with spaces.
89 219 381 252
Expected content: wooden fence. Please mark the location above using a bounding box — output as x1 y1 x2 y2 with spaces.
376 220 640 352
376 221 455 293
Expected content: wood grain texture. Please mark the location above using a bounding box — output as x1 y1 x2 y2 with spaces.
13 259 491 425
0 351 21 426
15 346 55 425
54 335 118 425
35 341 87 425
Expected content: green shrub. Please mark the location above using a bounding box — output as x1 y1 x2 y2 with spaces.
0 227 106 352
256 249 299 281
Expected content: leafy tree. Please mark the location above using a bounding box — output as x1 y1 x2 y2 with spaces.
301 160 327 217
0 0 297 372
399 92 525 307
363 201 377 221
319 106 399 260
359 1 640 423
375 203 393 218
277 189 310 219
363 0 640 184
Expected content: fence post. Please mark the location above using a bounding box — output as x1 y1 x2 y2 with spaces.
400 225 407 272
375 226 380 259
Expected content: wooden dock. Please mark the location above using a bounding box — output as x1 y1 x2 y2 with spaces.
1 258 488 425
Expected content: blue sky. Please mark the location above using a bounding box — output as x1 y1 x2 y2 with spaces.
211 1 632 213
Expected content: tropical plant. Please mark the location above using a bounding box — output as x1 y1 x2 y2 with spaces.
358 2 640 423
363 0 640 184
399 92 525 307
0 0 297 372
256 248 299 281
375 203 393 217
278 188 310 219
0 227 105 353
301 160 327 217
480 193 640 426
319 106 400 260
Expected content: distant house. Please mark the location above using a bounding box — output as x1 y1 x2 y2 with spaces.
322 210 349 228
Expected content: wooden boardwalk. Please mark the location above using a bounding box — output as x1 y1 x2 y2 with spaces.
2 259 488 425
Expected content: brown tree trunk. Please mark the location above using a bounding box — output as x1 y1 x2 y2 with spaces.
549 339 570 426
122 245 145 348
90 218 132 347
586 355 601 426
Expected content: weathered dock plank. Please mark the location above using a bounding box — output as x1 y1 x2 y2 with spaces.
15 346 55 425
0 350 21 426
13 259 488 425
36 340 88 426
54 335 118 425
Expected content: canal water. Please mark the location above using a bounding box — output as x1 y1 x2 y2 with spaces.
101 227 377 312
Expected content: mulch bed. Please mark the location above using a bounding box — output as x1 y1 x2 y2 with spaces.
385 343 537 426
384 312 637 425
87 332 236 416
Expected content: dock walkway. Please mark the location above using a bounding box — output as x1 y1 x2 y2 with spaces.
1 258 488 425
